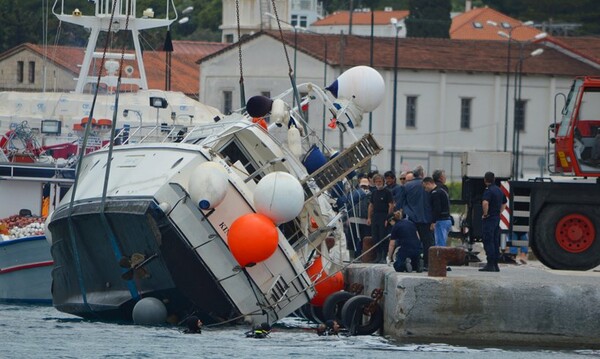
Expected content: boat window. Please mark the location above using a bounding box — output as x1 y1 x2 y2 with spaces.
218 138 258 177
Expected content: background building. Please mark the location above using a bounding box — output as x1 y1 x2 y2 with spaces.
198 31 600 180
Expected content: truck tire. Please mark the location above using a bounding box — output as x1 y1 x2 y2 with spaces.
340 295 383 335
322 291 354 324
534 204 600 270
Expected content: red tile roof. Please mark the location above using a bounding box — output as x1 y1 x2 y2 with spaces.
0 41 226 96
312 7 544 42
548 36 600 64
199 31 600 78
312 10 409 26
450 7 543 41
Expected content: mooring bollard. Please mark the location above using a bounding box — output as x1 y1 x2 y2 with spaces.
361 236 378 263
428 246 466 277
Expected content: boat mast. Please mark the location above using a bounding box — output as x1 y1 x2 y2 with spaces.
52 0 177 93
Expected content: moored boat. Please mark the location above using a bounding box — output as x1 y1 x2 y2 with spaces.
44 0 386 327
0 158 75 304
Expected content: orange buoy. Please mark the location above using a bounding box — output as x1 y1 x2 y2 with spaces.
97 119 112 127
81 117 96 126
251 117 268 130
227 213 279 268
306 257 345 307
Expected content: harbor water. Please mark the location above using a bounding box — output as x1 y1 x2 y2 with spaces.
1 304 597 358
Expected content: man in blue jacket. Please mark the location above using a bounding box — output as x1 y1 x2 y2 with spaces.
398 166 433 269
480 171 507 272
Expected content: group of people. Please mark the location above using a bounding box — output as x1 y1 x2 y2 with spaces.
338 166 454 273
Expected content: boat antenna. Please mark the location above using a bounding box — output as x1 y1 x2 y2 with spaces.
235 0 246 108
268 1 306 125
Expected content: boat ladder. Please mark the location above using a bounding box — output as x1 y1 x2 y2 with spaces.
300 133 382 203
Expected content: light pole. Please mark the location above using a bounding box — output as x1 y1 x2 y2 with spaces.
390 18 402 172
165 7 193 91
497 23 547 152
512 47 544 178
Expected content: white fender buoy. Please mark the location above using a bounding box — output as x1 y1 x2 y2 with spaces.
271 99 289 126
254 172 304 224
188 162 229 210
287 124 303 159
132 297 167 325
326 66 385 112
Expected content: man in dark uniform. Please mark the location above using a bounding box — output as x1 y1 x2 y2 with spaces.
480 171 507 272
399 166 433 269
367 174 394 262
387 210 423 273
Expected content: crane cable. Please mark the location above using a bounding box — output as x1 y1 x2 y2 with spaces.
235 0 246 108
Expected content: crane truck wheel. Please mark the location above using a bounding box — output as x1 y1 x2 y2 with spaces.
534 204 600 271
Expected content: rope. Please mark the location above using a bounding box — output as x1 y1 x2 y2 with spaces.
65 0 121 314
235 0 246 108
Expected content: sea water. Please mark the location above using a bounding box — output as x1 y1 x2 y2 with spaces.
0 304 596 359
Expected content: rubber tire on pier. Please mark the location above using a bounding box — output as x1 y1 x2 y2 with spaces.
340 294 383 336
322 291 354 324
534 204 600 270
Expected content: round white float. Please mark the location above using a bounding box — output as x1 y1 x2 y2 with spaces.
254 172 304 224
132 297 167 325
328 66 385 112
188 161 229 210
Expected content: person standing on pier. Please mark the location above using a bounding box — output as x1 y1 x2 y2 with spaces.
479 171 507 272
399 166 433 270
367 174 394 263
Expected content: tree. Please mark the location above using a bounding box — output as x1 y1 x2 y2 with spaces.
405 0 452 38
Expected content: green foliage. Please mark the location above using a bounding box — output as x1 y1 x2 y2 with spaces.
3 0 600 55
405 0 452 38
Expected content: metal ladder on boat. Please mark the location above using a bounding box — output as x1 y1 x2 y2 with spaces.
301 133 382 203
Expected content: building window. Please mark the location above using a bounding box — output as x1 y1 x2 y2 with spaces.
223 91 232 115
261 91 271 99
225 34 234 43
460 98 472 130
515 99 527 131
28 61 35 83
17 61 24 83
299 16 308 28
291 14 298 27
472 22 483 29
406 96 417 128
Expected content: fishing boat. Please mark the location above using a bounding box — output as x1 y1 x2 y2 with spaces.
44 0 386 327
0 146 74 304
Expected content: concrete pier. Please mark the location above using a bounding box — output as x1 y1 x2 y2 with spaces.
345 262 600 348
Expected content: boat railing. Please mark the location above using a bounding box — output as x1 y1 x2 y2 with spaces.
0 161 76 183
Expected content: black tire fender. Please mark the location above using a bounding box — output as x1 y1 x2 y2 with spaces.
322 291 354 324
340 294 383 336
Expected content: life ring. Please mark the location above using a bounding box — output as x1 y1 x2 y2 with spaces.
0 130 14 150
322 291 354 325
340 294 383 335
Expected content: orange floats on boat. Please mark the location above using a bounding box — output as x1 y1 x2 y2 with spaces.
251 117 268 130
306 257 345 307
97 118 112 127
227 213 279 268
81 117 96 126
